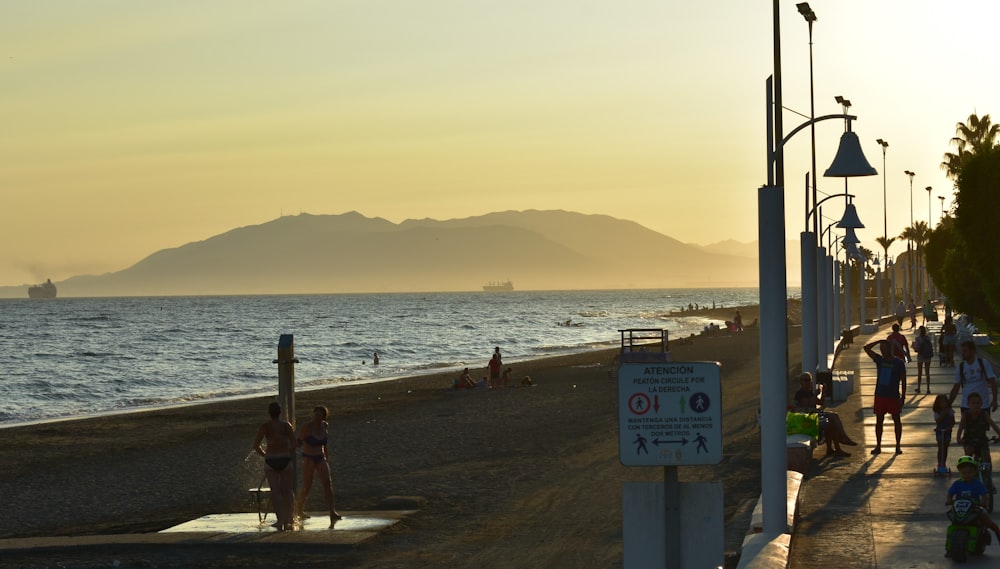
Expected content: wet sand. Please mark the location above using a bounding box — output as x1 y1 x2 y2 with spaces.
0 325 796 568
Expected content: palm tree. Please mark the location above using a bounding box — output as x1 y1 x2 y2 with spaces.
942 113 1000 180
874 235 895 266
900 221 932 302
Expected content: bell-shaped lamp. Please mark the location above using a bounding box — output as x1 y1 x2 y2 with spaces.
835 202 865 229
842 226 861 246
824 130 878 177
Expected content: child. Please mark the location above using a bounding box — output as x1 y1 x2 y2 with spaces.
946 456 1000 545
933 395 955 474
957 392 1000 461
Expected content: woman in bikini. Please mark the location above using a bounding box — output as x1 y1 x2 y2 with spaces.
295 405 342 527
252 402 297 530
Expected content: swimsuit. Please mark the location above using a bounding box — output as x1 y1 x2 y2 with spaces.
302 452 326 465
305 434 327 446
265 456 291 471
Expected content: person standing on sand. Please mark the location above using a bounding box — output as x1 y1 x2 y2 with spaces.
252 402 297 531
733 309 743 332
864 339 907 455
295 405 342 527
488 348 502 388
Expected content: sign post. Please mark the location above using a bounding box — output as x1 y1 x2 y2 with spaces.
619 361 723 569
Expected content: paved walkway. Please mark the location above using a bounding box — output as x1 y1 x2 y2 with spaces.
790 316 999 568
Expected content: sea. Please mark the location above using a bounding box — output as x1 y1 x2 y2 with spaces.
0 288 779 426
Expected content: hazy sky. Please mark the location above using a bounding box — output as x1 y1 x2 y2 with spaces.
1 1 995 286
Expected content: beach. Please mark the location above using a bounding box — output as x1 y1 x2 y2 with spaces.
0 312 796 568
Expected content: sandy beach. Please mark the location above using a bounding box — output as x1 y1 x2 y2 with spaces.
0 308 799 568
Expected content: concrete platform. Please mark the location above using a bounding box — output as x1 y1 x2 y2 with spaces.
0 510 415 552
162 512 402 534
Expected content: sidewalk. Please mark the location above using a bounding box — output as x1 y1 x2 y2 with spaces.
789 318 999 568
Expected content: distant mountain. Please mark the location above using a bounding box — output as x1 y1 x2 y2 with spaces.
695 238 804 286
1 210 761 297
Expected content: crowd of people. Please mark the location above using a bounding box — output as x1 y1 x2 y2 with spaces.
453 346 532 390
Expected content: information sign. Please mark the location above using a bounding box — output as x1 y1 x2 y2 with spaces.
618 361 722 466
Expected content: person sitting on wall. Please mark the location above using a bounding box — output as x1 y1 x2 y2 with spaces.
792 372 857 457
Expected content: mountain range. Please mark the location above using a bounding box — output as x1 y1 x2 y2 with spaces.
3 210 768 297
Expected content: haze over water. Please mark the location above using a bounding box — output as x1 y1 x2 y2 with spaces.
0 288 772 425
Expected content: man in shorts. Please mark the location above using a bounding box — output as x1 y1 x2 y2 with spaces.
864 339 907 455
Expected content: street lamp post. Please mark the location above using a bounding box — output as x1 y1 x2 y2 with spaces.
876 138 888 322
904 170 916 307
798 1 819 386
926 186 933 301
758 0 876 538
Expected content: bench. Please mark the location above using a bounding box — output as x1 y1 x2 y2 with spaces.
249 482 271 523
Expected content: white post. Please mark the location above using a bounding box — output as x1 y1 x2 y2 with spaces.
890 261 897 312
825 253 835 362
816 245 829 371
833 260 841 344
844 259 852 333
859 260 866 330
876 266 882 327
758 185 788 537
800 232 818 376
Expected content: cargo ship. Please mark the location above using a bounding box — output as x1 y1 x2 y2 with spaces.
482 280 514 292
28 279 57 299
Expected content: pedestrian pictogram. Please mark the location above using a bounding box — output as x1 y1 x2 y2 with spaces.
628 392 652 415
690 392 710 413
634 433 649 454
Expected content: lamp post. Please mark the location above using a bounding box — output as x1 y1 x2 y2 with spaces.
876 139 889 240
926 186 932 302
797 2 820 385
889 258 896 312
904 170 916 307
758 0 876 538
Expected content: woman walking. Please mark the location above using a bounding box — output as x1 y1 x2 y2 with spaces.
295 405 342 527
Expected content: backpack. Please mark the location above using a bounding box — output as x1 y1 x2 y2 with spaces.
959 358 988 385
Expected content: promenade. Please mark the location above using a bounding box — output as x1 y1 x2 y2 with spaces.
790 316 998 568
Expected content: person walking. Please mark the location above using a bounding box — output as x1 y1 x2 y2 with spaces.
294 405 342 527
907 299 917 329
947 340 999 418
913 326 934 393
865 339 907 455
887 324 911 363
894 300 906 327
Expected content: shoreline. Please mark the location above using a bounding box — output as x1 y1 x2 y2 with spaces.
0 310 792 568
1 302 769 429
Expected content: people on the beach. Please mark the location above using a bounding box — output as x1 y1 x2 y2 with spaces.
913 326 934 393
500 367 513 388
295 405 342 527
947 340 999 418
894 300 906 327
946 455 1000 545
252 402 297 531
373 352 379 365
941 316 958 366
454 368 475 390
792 373 856 457
864 339 907 455
521 375 533 386
733 310 743 332
488 350 501 388
932 395 955 474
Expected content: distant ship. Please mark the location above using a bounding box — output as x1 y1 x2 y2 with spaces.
28 279 57 299
482 280 514 292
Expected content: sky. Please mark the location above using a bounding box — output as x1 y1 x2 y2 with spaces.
1 1 996 287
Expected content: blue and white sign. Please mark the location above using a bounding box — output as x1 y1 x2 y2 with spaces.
618 361 722 466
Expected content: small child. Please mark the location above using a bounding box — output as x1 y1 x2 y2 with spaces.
947 456 1000 545
933 395 955 474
